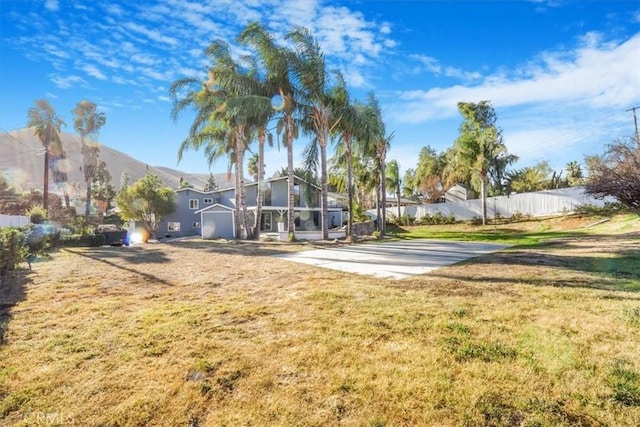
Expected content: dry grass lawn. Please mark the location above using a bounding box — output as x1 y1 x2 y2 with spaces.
1 215 639 426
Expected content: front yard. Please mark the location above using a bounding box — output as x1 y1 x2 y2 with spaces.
0 215 639 425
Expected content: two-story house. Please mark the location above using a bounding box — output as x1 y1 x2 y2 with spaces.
157 175 345 240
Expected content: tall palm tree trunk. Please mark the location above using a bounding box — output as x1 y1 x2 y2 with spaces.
320 141 328 240
346 134 353 238
380 160 387 235
254 128 266 239
286 110 295 237
235 129 250 239
43 149 50 213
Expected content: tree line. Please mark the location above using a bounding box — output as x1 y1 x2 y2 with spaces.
23 99 112 224
170 22 393 240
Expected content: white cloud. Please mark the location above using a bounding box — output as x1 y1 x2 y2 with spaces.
410 54 482 81
123 22 179 47
157 95 171 102
49 74 87 89
389 32 640 124
44 0 59 11
82 64 107 80
104 4 124 16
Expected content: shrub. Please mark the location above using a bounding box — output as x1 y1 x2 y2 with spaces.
59 233 104 247
27 205 47 224
575 202 624 217
25 223 61 255
0 227 28 271
469 216 483 226
509 211 525 222
399 214 414 226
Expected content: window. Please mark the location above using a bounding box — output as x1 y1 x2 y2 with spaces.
168 222 181 232
189 199 199 209
263 182 271 205
192 222 200 228
294 184 300 207
203 198 213 205
261 212 272 231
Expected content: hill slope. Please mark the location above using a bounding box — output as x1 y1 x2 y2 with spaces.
1 128 235 193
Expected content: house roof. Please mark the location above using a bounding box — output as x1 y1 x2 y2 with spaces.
178 174 317 195
194 203 235 214
386 197 419 206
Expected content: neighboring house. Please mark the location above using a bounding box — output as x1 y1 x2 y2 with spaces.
385 197 419 208
445 183 475 202
157 175 345 240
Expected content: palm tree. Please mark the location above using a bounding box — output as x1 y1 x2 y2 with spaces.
386 159 402 220
172 39 275 239
361 93 392 235
171 45 245 238
247 153 260 181
286 26 335 240
49 138 71 209
566 161 584 186
27 99 65 213
240 22 298 237
72 100 106 221
233 53 276 239
446 101 509 225
330 75 364 238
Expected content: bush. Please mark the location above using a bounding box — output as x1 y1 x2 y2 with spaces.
60 233 104 247
469 216 483 226
416 212 457 225
0 227 28 271
575 202 624 217
25 223 60 255
27 205 47 224
509 211 526 222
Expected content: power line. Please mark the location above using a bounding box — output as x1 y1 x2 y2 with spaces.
625 106 640 144
0 128 46 153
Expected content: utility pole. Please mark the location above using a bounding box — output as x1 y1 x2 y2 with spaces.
626 106 640 145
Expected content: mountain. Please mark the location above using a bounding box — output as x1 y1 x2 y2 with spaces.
1 128 235 194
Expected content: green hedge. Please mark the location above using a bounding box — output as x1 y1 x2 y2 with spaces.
0 227 28 271
59 233 104 247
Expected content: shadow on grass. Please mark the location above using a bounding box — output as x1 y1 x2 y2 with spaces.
0 269 32 345
64 248 173 286
430 247 640 293
387 224 588 245
67 245 172 264
170 239 299 256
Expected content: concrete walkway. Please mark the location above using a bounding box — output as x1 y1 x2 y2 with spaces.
274 239 511 280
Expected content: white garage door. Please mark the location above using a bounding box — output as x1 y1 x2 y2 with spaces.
202 211 234 239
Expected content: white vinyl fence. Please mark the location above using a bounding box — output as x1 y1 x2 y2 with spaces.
0 214 30 228
377 187 610 222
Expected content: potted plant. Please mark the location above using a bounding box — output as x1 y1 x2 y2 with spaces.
276 212 286 232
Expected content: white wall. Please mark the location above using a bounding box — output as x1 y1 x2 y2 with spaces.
372 187 610 221
0 214 29 228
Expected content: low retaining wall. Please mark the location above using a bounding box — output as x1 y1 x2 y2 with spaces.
352 220 375 236
279 230 347 241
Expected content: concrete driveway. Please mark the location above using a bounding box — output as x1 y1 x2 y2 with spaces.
274 239 511 280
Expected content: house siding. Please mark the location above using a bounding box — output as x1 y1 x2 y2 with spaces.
271 180 288 206
162 176 343 241
158 189 216 238
201 205 235 239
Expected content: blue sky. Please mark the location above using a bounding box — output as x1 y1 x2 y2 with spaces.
1 0 639 180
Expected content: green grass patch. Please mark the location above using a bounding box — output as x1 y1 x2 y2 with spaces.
609 360 640 406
